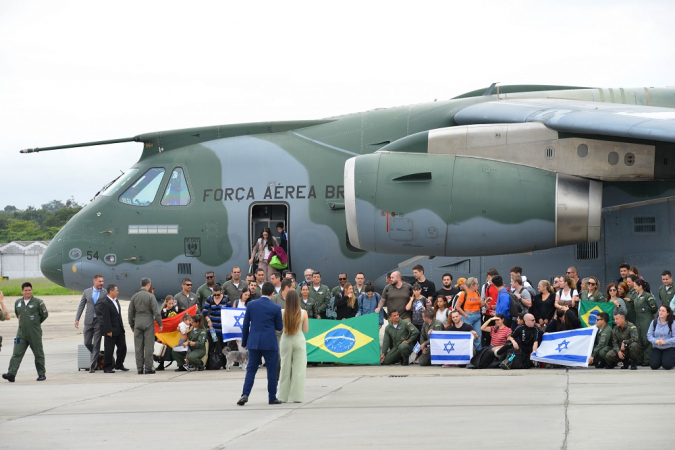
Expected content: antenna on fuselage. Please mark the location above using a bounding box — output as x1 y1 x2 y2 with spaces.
481 82 499 96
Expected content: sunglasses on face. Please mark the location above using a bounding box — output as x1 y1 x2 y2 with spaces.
206 276 215 279
184 284 192 286
213 294 222 298
587 282 596 286
609 288 617 291
339 277 347 281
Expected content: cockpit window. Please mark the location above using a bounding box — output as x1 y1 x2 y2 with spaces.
161 168 191 206
100 169 139 197
118 168 165 206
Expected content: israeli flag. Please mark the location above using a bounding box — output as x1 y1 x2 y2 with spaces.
412 342 421 354
430 331 474 365
531 327 598 367
221 307 247 342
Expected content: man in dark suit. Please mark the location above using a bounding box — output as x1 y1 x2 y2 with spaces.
75 274 107 372
95 284 128 373
237 282 283 406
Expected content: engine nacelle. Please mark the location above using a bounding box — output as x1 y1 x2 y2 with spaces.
345 149 602 256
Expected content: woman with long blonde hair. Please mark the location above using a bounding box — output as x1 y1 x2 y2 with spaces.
555 276 580 313
533 280 556 329
161 295 182 319
335 283 358 320
279 290 309 403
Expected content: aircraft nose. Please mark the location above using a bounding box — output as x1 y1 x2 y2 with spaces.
41 240 64 287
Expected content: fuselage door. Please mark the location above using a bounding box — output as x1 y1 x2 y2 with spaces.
249 203 290 271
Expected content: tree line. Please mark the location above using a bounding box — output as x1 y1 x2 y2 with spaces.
0 199 83 242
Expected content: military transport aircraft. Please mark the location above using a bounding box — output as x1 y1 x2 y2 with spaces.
22 84 675 299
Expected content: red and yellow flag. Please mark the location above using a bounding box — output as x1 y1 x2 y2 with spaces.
154 305 198 348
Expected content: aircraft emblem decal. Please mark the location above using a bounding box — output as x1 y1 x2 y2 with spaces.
184 237 201 257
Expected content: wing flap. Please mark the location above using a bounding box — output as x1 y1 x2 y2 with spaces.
454 99 675 143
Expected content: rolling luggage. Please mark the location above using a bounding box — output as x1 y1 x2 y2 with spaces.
78 343 104 371
78 343 90 371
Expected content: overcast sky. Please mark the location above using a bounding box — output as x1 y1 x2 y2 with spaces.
1 0 674 209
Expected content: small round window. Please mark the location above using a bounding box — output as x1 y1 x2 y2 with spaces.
69 248 82 260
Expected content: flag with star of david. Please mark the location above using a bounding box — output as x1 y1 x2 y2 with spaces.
531 327 598 367
429 331 474 365
221 307 247 342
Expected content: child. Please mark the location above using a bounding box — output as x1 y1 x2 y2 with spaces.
178 314 193 346
276 222 287 253
161 295 182 319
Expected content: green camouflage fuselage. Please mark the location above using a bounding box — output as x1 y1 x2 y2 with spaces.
37 85 675 299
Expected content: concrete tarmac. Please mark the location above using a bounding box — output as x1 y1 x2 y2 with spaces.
0 296 672 449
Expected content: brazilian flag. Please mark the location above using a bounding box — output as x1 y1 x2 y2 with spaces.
579 301 614 328
306 314 380 364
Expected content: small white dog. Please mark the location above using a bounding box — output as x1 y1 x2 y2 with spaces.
222 347 249 371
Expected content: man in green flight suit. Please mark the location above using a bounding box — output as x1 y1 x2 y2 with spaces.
307 272 331 319
604 311 641 370
381 310 420 365
174 278 198 310
0 291 12 352
589 312 613 368
418 309 444 366
196 271 217 311
128 277 162 375
173 315 208 371
658 270 675 309
633 279 658 365
2 282 48 382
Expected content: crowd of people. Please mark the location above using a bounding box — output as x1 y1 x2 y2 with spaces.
2 255 675 386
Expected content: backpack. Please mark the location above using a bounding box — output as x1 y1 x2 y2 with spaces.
652 319 673 335
325 296 338 319
267 245 288 264
468 347 496 369
515 288 529 314
500 349 524 370
357 292 380 313
450 292 462 310
523 280 537 298
508 291 520 318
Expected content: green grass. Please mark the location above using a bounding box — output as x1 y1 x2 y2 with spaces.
0 278 78 296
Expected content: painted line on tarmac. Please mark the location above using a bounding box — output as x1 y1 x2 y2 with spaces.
212 376 363 449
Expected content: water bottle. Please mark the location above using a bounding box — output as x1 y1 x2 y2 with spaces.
209 326 217 342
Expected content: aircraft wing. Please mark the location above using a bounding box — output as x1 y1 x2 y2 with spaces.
454 99 675 143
